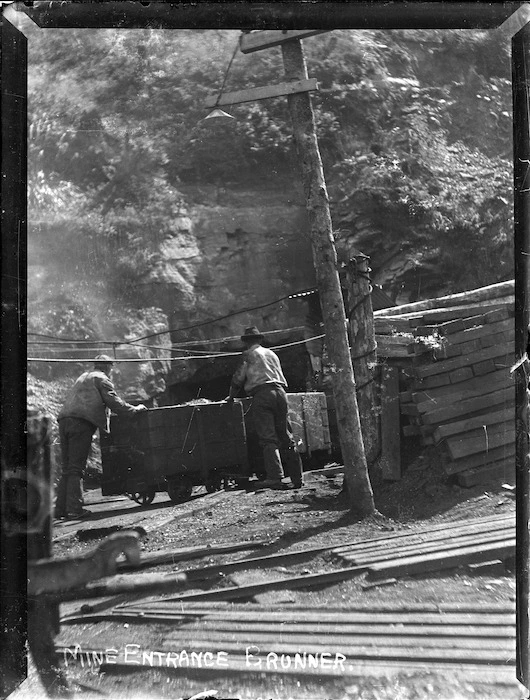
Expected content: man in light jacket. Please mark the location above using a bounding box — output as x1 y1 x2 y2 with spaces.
55 355 147 519
227 326 303 490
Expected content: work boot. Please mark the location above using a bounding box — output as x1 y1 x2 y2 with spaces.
66 508 93 520
252 479 290 491
281 447 304 489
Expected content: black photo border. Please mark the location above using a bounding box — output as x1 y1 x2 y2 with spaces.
1 1 529 697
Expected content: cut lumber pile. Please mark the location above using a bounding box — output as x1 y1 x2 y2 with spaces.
58 515 512 607
374 281 515 486
332 513 515 580
56 600 516 681
373 280 514 360
374 322 416 359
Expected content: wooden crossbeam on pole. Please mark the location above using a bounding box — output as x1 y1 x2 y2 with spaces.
204 78 318 108
239 30 328 54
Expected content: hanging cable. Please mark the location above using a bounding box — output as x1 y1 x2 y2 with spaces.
27 334 327 363
27 325 310 351
27 287 316 343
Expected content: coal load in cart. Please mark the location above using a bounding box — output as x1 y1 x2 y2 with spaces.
100 401 249 506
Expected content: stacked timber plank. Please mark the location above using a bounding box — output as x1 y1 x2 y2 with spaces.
332 513 514 580
374 315 417 359
56 601 516 682
374 281 515 486
57 515 513 607
374 280 514 361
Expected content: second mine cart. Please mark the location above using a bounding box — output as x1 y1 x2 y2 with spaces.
100 401 249 505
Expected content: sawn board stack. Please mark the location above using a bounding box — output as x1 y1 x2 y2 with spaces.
374 281 515 487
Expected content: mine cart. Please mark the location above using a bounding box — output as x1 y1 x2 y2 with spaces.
100 401 249 506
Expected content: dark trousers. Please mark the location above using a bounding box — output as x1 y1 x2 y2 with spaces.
251 384 303 485
55 417 96 515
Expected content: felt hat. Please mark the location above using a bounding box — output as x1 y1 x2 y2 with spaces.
240 326 264 342
94 354 115 365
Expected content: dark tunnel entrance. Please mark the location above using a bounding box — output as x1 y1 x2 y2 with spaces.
160 344 316 405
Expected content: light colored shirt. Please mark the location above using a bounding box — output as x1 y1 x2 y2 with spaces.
58 369 140 432
231 344 287 395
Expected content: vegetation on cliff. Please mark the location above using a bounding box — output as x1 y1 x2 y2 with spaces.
27 26 514 341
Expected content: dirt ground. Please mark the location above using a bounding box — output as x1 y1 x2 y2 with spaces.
22 468 519 700
20 376 522 700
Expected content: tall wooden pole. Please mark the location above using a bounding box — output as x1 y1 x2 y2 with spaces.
281 39 375 516
512 22 530 690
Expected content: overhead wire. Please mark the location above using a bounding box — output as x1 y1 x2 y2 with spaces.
27 326 311 352
27 289 317 344
27 334 327 363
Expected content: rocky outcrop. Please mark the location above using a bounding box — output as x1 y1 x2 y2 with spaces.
145 186 316 335
140 185 318 391
29 185 320 398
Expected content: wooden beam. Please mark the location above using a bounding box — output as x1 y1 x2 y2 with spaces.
57 616 517 652
332 514 514 554
421 387 514 425
369 539 516 580
63 612 515 637
336 518 514 559
412 369 510 408
414 343 515 379
433 408 514 443
380 366 401 480
445 443 516 475
375 298 515 325
418 299 515 325
375 280 514 317
240 30 328 54
160 564 367 602
435 318 514 347
445 423 515 461
342 528 516 568
44 572 188 602
117 538 270 572
456 459 516 488
204 78 318 108
107 602 517 621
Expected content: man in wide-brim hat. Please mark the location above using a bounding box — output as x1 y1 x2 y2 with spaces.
55 355 147 519
226 327 303 490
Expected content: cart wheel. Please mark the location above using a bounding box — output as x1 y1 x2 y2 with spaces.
167 476 193 504
128 488 156 507
205 472 222 493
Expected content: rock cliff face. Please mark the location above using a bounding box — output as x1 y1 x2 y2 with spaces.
144 184 318 397
146 185 315 331
27 26 514 403
29 183 319 399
